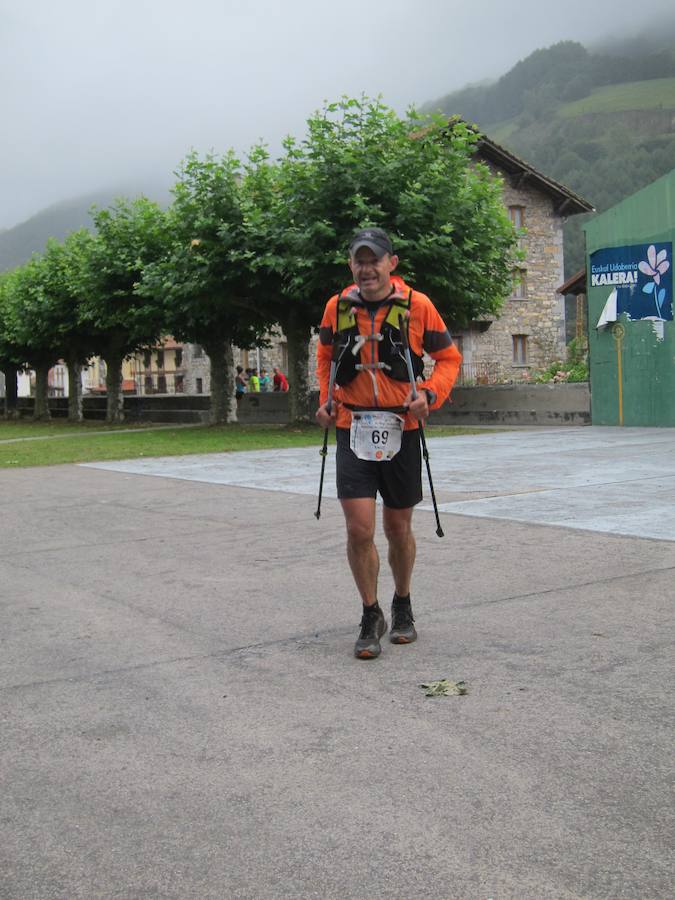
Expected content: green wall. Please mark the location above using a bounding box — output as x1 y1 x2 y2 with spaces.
585 170 675 426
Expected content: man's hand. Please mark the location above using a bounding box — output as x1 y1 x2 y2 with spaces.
405 390 429 423
315 400 337 429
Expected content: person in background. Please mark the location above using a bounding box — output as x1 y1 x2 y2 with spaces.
273 367 289 392
235 365 247 408
248 368 260 392
259 368 271 392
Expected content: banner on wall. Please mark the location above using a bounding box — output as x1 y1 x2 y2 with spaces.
591 243 672 329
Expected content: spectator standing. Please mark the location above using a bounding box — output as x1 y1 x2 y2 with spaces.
273 367 289 392
259 368 271 392
234 365 247 408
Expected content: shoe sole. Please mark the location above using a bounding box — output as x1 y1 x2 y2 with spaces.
390 634 416 644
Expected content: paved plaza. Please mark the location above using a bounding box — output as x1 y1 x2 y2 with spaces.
85 425 675 541
1 426 674 899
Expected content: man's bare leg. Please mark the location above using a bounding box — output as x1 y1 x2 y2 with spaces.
383 505 418 644
341 497 379 604
382 506 416 596
342 497 388 658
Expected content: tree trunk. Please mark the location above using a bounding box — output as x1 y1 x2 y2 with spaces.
2 364 19 418
33 363 51 420
284 311 311 423
204 340 235 424
105 352 124 423
67 355 83 422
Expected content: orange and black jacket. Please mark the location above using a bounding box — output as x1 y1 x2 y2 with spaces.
317 275 462 431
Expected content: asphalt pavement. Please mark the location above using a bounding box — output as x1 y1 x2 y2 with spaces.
1 426 673 899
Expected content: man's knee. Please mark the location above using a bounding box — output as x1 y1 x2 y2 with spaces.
383 509 413 544
346 518 375 547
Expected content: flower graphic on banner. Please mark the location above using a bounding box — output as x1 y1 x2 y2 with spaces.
639 245 670 318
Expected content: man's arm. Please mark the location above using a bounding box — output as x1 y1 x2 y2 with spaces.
416 299 462 408
316 296 339 406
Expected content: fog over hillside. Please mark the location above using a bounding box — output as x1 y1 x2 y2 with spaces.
3 0 674 230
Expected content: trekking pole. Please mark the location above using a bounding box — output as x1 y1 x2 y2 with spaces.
314 338 341 521
398 314 445 538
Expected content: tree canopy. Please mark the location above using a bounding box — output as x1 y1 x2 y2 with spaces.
1 96 518 421
240 97 517 416
78 197 171 421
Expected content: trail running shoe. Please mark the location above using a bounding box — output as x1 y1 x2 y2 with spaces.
354 605 387 659
390 594 417 644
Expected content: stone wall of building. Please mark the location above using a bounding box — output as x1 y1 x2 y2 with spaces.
148 330 292 398
181 343 212 395
458 171 567 382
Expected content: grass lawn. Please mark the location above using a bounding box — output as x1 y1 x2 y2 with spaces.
0 420 490 468
0 420 164 440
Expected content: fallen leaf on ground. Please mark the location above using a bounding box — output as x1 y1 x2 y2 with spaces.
419 679 468 697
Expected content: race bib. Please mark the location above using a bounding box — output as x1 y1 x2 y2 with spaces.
350 411 404 461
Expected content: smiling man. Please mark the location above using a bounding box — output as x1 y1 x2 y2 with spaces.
316 227 462 659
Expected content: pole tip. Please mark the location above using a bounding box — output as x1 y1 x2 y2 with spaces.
436 526 444 538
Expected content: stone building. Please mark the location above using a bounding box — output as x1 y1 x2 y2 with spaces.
174 330 290 397
454 135 593 383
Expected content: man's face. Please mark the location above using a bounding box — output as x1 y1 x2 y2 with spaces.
349 246 398 300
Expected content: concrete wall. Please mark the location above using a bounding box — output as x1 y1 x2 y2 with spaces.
15 395 213 424
433 382 590 426
13 384 590 427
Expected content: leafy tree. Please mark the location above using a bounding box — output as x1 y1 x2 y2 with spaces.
0 271 22 417
35 231 96 421
0 255 63 419
79 198 171 423
242 97 517 419
140 152 276 424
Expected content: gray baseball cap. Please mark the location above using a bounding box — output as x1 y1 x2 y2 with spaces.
349 227 393 258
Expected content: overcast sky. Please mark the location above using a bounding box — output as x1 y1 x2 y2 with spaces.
2 0 674 229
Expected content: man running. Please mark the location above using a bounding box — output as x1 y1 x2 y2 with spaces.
315 228 462 659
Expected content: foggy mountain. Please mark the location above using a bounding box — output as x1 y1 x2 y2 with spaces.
5 14 675 271
425 32 675 275
0 180 173 272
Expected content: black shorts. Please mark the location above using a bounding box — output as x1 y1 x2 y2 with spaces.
336 427 422 509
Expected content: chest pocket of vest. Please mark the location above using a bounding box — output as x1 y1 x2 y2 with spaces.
333 326 360 386
379 324 424 382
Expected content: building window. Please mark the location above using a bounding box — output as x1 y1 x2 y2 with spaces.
174 348 183 369
196 377 203 394
143 350 152 369
512 334 528 365
156 350 165 369
512 269 527 298
145 375 154 393
157 375 167 393
509 205 526 229
175 374 184 393
280 342 288 372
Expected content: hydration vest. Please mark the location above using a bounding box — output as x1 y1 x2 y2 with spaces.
334 289 424 386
